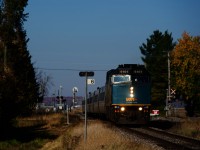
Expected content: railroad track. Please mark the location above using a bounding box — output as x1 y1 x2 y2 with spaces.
121 126 200 150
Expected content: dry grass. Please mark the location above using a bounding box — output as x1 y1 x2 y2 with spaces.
13 111 200 150
169 118 200 139
75 121 152 150
41 120 159 150
16 113 63 128
0 113 67 150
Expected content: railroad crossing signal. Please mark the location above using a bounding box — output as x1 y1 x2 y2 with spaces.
171 89 176 95
72 87 78 93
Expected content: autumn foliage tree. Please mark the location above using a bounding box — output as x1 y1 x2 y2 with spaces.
171 32 200 116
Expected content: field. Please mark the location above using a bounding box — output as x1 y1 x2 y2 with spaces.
0 109 200 150
168 117 200 139
0 113 69 150
41 120 161 150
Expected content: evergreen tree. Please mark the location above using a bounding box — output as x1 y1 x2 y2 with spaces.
139 30 176 107
0 0 38 128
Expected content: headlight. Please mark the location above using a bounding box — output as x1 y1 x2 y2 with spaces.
130 86 134 97
120 107 125 112
130 94 134 97
138 107 143 111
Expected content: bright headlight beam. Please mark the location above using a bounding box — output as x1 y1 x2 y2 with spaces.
138 107 143 111
121 107 125 112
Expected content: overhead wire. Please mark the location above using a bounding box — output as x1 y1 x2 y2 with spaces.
35 67 108 72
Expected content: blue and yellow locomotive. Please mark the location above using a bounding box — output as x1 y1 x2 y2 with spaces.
83 64 151 124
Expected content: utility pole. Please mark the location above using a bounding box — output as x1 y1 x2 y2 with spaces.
59 85 62 105
168 52 171 103
166 52 171 117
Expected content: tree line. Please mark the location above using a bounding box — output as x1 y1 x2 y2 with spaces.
140 30 200 116
0 0 39 129
0 0 52 130
0 0 200 130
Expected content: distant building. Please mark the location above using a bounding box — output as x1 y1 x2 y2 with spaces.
42 96 84 111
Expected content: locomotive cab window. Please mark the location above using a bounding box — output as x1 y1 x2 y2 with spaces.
111 75 131 84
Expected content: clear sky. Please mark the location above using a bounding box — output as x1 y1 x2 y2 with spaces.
25 0 200 97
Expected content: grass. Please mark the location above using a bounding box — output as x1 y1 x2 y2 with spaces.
73 121 156 150
41 114 200 150
0 138 46 150
1 109 200 150
0 113 67 150
41 120 159 150
168 118 200 139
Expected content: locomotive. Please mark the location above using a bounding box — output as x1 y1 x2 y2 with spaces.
83 64 151 124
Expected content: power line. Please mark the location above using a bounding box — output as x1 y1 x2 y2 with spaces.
35 67 108 72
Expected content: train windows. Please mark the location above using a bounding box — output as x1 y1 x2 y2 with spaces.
111 75 131 84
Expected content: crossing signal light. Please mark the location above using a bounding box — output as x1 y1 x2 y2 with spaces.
79 71 94 77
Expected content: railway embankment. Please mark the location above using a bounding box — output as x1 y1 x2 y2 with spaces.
1 110 200 150
150 116 200 140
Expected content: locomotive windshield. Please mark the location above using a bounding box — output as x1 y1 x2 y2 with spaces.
111 75 131 84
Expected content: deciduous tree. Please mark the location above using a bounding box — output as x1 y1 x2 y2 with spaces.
171 32 200 116
36 70 54 103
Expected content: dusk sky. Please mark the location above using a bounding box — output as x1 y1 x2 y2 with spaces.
25 0 200 97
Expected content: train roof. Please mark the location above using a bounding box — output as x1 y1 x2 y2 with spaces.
106 64 149 77
117 64 144 69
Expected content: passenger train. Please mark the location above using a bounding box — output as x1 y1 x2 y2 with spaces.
82 64 151 124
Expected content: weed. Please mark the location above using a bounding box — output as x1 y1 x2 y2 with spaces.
0 113 65 150
168 118 200 139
